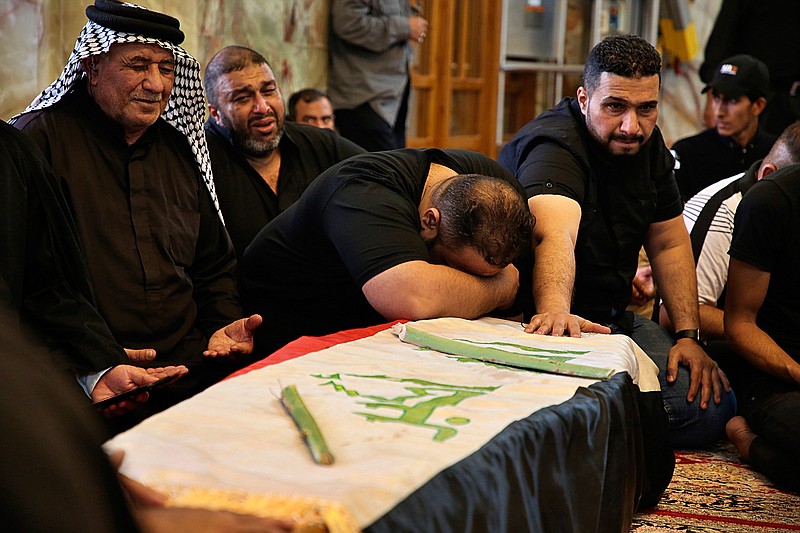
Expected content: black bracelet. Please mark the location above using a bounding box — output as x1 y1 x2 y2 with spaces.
674 328 702 345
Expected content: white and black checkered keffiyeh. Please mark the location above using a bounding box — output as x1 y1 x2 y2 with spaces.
10 8 221 219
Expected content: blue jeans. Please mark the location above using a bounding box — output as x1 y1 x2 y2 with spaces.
611 314 737 449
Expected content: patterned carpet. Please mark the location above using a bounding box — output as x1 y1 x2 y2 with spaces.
631 441 800 532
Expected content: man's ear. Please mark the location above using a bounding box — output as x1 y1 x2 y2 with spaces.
577 86 589 115
419 207 440 240
82 57 98 85
752 96 768 116
208 104 222 125
758 162 778 180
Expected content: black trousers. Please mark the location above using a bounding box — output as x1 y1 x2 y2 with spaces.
335 79 410 152
739 372 800 491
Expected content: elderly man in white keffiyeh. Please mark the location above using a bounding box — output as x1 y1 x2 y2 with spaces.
12 0 263 432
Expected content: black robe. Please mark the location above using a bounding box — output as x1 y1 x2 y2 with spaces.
0 119 126 374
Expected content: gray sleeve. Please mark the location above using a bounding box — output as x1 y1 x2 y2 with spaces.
331 0 410 53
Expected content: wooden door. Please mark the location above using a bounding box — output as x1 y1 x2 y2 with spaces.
407 0 502 157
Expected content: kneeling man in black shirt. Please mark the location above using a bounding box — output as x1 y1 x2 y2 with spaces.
239 148 533 354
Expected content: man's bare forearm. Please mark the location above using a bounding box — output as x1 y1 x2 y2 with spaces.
651 250 700 329
699 304 725 340
726 319 800 385
363 261 519 321
532 236 575 313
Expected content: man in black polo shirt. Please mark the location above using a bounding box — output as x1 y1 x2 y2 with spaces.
725 163 800 492
204 46 365 258
239 149 533 356
499 34 735 448
672 55 776 202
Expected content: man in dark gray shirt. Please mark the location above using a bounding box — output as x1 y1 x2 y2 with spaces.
328 0 428 151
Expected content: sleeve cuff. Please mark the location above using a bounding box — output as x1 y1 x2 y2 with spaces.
77 367 113 397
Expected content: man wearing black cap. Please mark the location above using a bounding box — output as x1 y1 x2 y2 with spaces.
700 0 800 137
11 1 261 428
671 54 777 202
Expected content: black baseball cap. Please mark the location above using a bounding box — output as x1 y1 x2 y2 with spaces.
702 54 770 99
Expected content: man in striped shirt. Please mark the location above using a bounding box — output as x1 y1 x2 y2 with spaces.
660 122 800 342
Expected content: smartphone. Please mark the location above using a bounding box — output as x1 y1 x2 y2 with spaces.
91 374 178 410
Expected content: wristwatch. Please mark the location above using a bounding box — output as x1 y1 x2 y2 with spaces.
674 328 702 345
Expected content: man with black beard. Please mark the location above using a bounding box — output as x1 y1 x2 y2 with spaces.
204 46 365 258
498 34 735 449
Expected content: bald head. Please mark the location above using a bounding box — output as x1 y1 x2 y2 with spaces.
205 45 272 107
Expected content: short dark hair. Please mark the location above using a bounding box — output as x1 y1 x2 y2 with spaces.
765 121 800 168
205 45 272 106
583 34 662 93
433 174 533 267
287 88 331 121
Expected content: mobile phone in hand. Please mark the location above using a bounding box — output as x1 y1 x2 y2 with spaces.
91 374 178 410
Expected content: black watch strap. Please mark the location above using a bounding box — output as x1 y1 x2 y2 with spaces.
674 328 701 344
